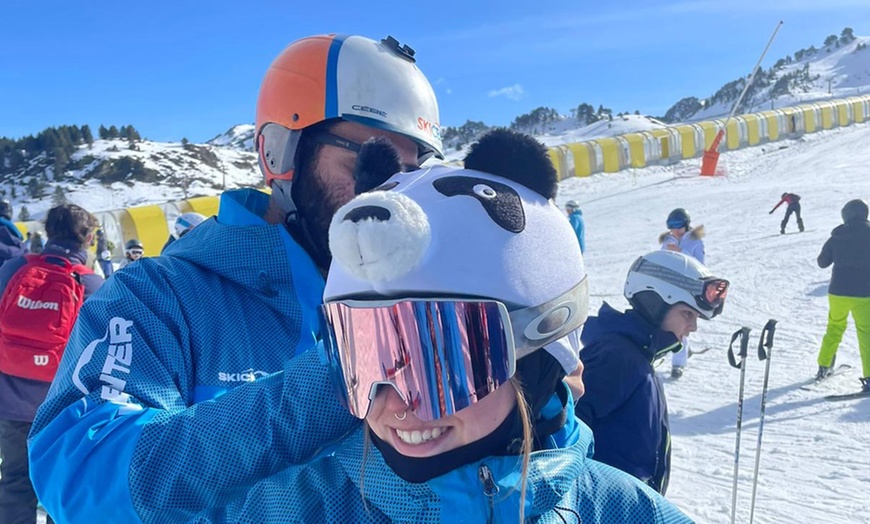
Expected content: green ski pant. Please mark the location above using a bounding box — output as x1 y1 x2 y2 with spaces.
817 294 870 378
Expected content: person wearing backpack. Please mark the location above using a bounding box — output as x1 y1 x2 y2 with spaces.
0 204 104 524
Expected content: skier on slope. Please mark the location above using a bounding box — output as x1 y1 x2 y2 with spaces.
769 192 804 234
575 250 728 495
659 208 705 378
815 199 870 394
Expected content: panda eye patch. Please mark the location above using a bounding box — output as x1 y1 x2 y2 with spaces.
473 184 497 199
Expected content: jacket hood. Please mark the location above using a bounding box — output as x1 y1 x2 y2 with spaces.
658 224 704 244
582 303 680 361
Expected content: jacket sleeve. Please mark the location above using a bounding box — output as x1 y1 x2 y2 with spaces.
688 239 705 264
817 237 833 268
29 266 359 523
770 198 785 213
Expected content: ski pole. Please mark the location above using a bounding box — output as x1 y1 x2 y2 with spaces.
749 319 777 524
727 326 752 524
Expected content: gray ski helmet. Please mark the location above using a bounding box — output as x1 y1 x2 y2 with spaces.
0 200 12 220
125 238 144 252
841 199 869 224
666 208 690 229
565 200 579 211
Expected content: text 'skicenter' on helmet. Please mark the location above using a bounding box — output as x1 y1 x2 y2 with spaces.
624 250 729 324
255 34 443 189
321 129 589 421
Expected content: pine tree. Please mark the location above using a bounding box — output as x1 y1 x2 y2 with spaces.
82 125 94 147
99 125 109 140
52 185 68 206
108 125 119 138
18 205 30 222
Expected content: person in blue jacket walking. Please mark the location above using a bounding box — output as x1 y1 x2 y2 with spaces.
575 250 728 495
28 34 445 523
0 200 26 269
659 208 706 378
565 200 586 253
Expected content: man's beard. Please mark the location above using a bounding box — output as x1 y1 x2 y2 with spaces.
290 161 355 271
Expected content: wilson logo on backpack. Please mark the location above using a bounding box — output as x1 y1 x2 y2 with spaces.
17 295 60 311
0 254 92 382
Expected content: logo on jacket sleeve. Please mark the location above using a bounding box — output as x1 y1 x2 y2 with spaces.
34 355 49 366
72 317 134 403
218 368 269 383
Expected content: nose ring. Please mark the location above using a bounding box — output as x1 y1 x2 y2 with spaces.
394 409 408 421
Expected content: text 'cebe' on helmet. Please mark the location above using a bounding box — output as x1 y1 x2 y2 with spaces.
255 34 444 187
624 251 728 321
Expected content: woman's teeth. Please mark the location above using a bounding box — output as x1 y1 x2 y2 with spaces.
396 427 443 445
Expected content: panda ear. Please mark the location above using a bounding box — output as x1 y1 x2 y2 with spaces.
462 128 557 200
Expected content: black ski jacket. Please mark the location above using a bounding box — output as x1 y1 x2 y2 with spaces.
818 220 870 297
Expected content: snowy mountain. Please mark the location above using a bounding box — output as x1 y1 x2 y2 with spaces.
664 32 870 122
207 124 255 151
0 136 260 221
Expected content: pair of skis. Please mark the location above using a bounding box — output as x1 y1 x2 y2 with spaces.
802 364 869 401
727 319 776 524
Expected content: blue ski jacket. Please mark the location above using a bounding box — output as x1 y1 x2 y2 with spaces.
0 219 26 268
575 303 681 494
214 404 693 523
29 189 360 523
568 209 586 253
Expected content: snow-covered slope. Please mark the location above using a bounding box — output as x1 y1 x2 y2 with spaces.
676 35 870 122
557 124 870 523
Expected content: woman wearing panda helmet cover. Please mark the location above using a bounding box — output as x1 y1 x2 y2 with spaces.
575 250 728 495
219 130 692 522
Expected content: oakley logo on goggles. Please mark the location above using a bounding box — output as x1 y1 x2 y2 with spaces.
322 278 588 421
632 258 729 316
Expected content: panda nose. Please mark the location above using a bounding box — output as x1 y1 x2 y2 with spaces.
343 205 392 223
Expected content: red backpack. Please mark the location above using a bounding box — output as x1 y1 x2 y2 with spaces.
0 254 92 382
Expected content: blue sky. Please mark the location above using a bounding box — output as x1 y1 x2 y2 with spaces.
2 0 870 143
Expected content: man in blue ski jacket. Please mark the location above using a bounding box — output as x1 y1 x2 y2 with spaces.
28 34 445 523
